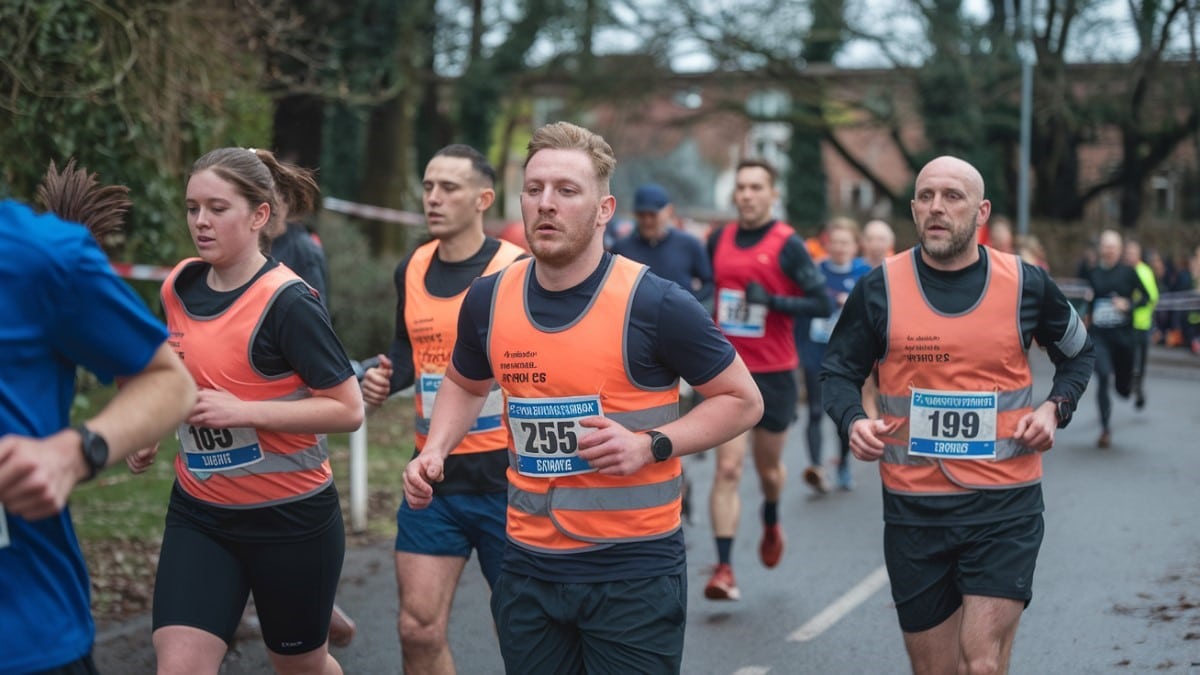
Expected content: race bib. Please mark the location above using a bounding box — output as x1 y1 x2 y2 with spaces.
507 395 602 477
1091 298 1126 328
908 388 998 460
419 373 504 434
0 506 9 549
717 288 767 338
179 424 263 472
808 308 842 344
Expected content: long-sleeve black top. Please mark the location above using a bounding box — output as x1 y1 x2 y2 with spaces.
820 246 1095 525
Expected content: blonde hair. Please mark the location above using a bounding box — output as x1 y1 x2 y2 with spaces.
824 216 861 241
524 122 616 193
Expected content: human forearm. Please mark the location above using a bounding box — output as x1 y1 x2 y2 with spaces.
420 366 493 461
230 378 364 434
88 343 196 466
665 357 762 455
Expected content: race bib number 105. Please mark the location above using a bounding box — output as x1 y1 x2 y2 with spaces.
179 424 263 472
508 395 602 477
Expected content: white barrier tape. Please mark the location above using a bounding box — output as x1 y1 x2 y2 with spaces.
110 262 172 282
322 196 424 226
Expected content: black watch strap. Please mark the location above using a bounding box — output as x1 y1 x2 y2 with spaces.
74 424 109 481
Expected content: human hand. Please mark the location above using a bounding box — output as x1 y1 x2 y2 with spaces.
186 388 249 429
362 354 394 408
403 453 445 509
848 418 889 462
126 443 160 474
576 416 651 476
0 430 89 520
1013 401 1057 452
744 281 772 307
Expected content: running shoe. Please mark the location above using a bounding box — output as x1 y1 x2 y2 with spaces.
759 523 785 568
803 465 829 494
704 563 741 601
836 461 854 491
1097 430 1111 448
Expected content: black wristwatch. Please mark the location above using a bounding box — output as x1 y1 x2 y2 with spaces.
1048 397 1071 429
74 424 109 481
645 430 673 462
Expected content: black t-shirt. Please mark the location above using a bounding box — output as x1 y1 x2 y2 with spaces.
170 258 353 540
454 252 737 582
1084 263 1150 333
820 247 1096 526
384 237 514 494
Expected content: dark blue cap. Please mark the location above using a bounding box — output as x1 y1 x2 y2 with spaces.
633 184 670 213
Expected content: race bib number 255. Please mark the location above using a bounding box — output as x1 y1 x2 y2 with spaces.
508 395 602 477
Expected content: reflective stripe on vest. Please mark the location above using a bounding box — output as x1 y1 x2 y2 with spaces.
876 247 1041 494
406 239 522 453
489 255 681 553
162 258 332 508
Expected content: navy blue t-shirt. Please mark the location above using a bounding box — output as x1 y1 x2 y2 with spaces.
453 252 736 582
611 228 714 305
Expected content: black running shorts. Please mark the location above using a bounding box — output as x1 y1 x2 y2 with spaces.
884 513 1044 633
751 370 798 432
152 493 345 655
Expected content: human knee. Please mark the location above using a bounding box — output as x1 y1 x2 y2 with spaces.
398 608 449 654
714 457 744 484
959 652 1004 675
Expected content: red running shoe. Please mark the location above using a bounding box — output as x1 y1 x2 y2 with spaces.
759 523 785 568
704 563 741 601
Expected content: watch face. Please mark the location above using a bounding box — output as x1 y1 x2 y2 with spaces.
651 433 672 460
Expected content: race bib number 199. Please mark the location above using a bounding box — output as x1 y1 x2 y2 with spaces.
0 505 10 549
508 395 602 477
908 388 998 460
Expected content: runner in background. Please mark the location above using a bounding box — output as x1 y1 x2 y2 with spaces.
1122 239 1159 409
796 217 871 492
705 159 831 600
360 144 523 674
1083 229 1150 447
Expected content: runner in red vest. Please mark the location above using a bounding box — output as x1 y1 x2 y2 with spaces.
821 156 1095 673
705 159 831 600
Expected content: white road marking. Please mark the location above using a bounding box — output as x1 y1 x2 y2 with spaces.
787 565 890 643
732 667 771 675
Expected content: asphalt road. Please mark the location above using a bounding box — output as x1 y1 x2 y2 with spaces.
94 347 1200 673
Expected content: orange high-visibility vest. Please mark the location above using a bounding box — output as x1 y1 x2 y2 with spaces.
876 248 1041 495
162 259 332 507
406 239 522 454
488 255 682 553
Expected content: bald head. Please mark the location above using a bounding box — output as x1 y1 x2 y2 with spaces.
915 156 985 202
1098 228 1123 267
862 219 895 267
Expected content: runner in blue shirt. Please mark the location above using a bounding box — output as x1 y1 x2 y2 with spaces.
0 190 195 675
